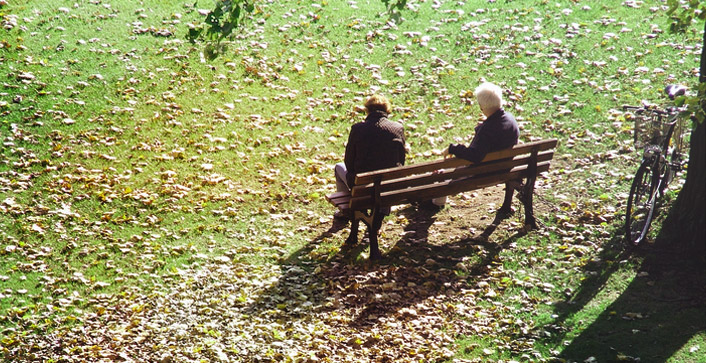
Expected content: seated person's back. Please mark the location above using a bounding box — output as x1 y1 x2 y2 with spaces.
334 94 405 194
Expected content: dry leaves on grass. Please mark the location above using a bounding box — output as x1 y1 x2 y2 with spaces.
4 255 464 362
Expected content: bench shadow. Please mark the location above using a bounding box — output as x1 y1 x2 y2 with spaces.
539 230 706 362
242 203 526 334
239 217 349 318
335 204 527 328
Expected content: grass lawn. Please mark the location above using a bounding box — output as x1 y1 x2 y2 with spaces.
0 0 704 362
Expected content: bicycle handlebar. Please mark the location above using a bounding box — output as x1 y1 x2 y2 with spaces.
622 105 673 116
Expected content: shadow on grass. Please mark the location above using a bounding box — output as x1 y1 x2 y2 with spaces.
543 228 706 362
244 203 525 331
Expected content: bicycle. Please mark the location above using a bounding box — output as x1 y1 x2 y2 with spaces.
623 85 689 246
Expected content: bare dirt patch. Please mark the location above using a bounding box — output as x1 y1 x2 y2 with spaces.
329 184 553 257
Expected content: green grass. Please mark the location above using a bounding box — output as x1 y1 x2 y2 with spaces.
1 0 704 361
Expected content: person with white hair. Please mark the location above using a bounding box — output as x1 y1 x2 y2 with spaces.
443 82 519 162
435 82 520 213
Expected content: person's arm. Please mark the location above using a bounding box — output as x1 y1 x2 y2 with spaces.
344 126 358 183
448 124 493 163
395 123 406 166
393 137 405 166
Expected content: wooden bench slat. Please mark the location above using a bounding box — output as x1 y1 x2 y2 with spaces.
326 194 350 203
326 191 350 200
350 150 554 198
325 191 352 211
328 138 557 260
349 162 551 210
326 193 351 204
333 199 351 209
354 138 557 185
385 163 551 205
325 197 351 211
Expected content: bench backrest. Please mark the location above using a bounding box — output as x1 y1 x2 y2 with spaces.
348 139 557 210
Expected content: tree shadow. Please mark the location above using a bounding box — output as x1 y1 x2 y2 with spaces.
541 228 706 362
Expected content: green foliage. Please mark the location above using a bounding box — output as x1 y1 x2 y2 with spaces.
186 0 256 59
381 0 407 10
667 0 706 126
190 0 410 58
382 0 408 22
667 0 706 33
188 0 255 41
674 83 706 127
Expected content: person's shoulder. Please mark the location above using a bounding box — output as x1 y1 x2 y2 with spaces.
391 120 404 128
383 117 404 128
500 109 516 120
347 122 366 138
386 120 405 134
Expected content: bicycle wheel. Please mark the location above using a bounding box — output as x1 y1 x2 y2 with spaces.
625 159 660 245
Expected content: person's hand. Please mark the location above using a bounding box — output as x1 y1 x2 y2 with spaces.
442 147 451 159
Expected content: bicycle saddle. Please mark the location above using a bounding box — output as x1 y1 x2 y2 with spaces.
665 84 687 100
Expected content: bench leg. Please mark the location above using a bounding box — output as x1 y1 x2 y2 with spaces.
498 179 524 217
523 178 538 230
499 181 516 214
343 208 385 259
345 218 359 245
369 234 382 260
368 209 385 260
368 208 385 260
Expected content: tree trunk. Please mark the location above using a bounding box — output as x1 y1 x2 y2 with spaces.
662 21 706 259
667 121 706 252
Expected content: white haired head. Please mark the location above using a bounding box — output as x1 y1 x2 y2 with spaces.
475 82 503 116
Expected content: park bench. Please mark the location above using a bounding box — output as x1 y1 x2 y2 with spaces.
326 138 558 260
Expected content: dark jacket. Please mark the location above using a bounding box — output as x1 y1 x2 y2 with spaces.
344 111 405 186
448 109 519 163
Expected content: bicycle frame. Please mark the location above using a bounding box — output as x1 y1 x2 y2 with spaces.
623 104 686 245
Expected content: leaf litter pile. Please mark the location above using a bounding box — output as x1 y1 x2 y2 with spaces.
8 198 549 362
0 0 700 362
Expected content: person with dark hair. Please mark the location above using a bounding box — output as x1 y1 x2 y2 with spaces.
334 94 405 217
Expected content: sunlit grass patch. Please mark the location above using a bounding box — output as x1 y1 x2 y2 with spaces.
0 0 702 361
